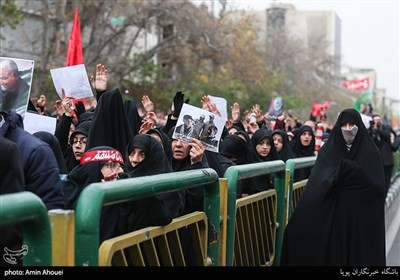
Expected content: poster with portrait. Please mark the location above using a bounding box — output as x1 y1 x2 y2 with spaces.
268 96 284 121
173 103 225 153
0 57 35 118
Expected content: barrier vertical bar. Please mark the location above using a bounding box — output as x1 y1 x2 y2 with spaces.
219 178 228 266
49 210 75 266
272 169 286 266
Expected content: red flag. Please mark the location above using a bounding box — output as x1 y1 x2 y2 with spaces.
311 101 331 117
66 8 83 66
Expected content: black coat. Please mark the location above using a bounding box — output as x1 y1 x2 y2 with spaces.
281 108 386 266
0 135 25 266
0 110 65 210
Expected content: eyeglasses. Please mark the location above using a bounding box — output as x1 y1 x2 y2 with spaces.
72 139 87 145
104 162 121 172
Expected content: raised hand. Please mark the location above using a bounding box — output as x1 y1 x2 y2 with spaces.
201 95 220 116
201 95 210 111
141 95 154 113
54 100 66 119
252 104 263 122
61 93 75 117
189 138 205 165
225 119 233 128
90 64 108 92
231 102 241 122
172 91 185 118
139 119 155 135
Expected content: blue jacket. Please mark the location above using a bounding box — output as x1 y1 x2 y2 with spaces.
0 110 65 210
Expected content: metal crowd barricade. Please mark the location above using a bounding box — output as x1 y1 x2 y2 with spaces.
233 189 277 266
285 157 316 218
74 168 220 266
0 192 51 266
223 160 286 266
98 211 209 266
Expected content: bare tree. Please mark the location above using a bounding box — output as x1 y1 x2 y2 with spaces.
0 0 226 98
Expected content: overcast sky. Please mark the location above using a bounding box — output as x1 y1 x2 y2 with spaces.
194 0 399 100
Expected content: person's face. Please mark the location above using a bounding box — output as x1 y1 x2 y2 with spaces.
172 139 190 160
341 122 355 130
208 127 217 137
100 161 123 180
128 147 146 168
0 68 19 92
273 134 283 152
71 133 87 161
373 116 382 126
184 118 192 127
229 127 238 135
300 131 312 146
256 138 271 157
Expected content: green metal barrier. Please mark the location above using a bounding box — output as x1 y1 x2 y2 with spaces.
285 157 316 218
223 160 286 266
0 192 51 266
75 168 220 266
392 151 400 179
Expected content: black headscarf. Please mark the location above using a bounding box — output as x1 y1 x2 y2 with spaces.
127 134 171 175
291 125 315 181
64 146 126 243
64 146 124 209
246 128 279 194
33 131 68 174
64 121 91 172
167 126 207 214
86 89 133 158
146 127 173 163
122 134 177 231
272 129 296 162
291 125 315 158
251 128 279 162
281 108 386 266
219 134 254 165
124 99 142 137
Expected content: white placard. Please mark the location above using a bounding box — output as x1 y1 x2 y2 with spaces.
50 64 93 99
23 112 57 135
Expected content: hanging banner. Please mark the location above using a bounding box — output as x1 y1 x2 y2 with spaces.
341 77 369 91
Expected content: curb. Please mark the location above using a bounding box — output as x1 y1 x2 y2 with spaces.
385 176 400 212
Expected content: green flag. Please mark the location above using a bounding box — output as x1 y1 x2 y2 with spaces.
353 91 372 112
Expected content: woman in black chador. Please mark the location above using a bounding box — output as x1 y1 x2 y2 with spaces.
281 108 386 266
122 134 180 231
